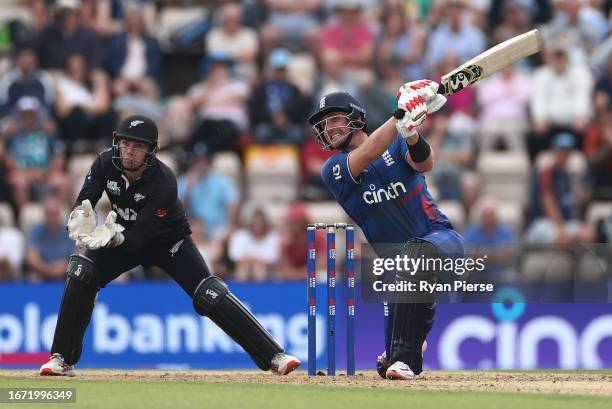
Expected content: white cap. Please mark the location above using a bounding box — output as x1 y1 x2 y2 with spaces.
17 96 41 112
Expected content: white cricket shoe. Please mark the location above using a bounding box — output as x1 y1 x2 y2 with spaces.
377 340 428 379
270 353 301 375
39 353 75 377
386 361 416 380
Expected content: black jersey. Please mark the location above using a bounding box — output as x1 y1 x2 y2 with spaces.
75 149 190 251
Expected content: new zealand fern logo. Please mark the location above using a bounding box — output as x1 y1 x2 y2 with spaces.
445 65 484 95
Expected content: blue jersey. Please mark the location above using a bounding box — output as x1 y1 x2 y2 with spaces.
322 134 461 252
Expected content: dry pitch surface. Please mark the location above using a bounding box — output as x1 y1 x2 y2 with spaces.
3 370 612 396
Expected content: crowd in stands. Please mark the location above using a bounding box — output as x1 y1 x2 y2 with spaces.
0 0 610 283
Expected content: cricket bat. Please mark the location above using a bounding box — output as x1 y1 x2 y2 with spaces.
394 29 542 118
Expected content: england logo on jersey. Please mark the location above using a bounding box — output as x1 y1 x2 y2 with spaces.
382 150 395 167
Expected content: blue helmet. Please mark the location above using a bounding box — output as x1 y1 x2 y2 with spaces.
308 92 366 150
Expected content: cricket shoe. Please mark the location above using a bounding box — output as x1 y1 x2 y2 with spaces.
39 353 75 377
376 340 428 379
270 353 301 375
386 361 416 380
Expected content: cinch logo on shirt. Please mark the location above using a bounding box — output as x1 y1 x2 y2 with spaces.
363 181 407 204
106 180 120 196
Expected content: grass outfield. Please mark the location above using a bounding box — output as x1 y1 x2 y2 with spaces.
2 371 611 409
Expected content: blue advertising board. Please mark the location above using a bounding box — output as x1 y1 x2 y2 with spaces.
1 282 611 370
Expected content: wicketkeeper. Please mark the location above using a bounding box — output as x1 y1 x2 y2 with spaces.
40 115 300 376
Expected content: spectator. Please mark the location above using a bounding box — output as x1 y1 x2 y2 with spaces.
0 44 54 115
526 133 591 243
541 0 607 64
206 3 259 81
530 42 593 158
593 55 612 117
476 65 532 152
260 0 321 53
187 53 250 153
319 0 375 78
177 145 239 240
2 97 71 209
491 0 534 46
189 217 224 277
95 0 157 37
228 208 280 282
250 48 310 145
25 196 73 281
0 219 25 281
584 109 612 199
464 197 518 276
278 202 310 280
34 1 103 71
425 0 485 73
106 4 161 101
426 112 476 201
300 132 334 200
55 53 114 153
376 4 426 81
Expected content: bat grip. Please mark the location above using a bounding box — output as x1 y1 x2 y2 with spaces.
393 84 446 119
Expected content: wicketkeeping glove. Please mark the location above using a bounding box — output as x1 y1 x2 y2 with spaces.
79 211 125 250
398 80 447 114
396 90 427 139
67 199 97 247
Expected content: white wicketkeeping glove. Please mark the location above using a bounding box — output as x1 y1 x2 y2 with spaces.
67 199 97 247
396 90 427 139
79 211 125 250
398 80 447 114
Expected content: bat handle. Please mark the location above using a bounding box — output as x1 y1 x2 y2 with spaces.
393 83 447 119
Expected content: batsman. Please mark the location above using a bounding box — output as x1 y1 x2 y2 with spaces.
40 115 300 376
308 81 465 380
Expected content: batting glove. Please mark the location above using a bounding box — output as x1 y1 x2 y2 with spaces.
79 211 125 250
398 80 447 114
67 199 97 247
396 90 427 139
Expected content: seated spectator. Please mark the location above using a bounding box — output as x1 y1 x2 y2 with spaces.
491 0 534 45
593 55 612 117
319 0 375 79
530 42 593 159
0 221 25 281
177 144 239 240
250 48 310 145
106 4 161 101
189 217 224 277
376 4 425 81
300 132 334 200
278 203 310 280
260 0 321 53
425 0 485 73
541 0 607 64
0 44 55 115
187 53 250 153
2 97 71 209
228 208 280 282
206 3 259 81
35 1 103 71
464 197 518 276
25 196 74 281
584 109 612 199
95 0 157 37
476 65 531 152
426 112 475 201
55 53 114 153
526 133 592 244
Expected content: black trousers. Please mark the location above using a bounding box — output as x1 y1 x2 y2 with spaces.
88 235 210 296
